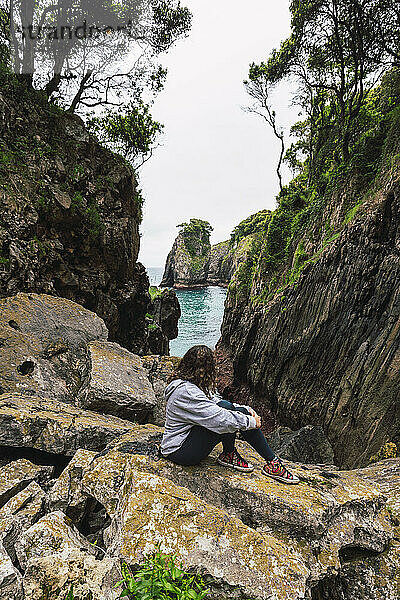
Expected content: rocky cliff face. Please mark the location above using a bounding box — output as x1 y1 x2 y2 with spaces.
0 79 178 355
161 220 212 288
0 293 398 600
219 167 400 469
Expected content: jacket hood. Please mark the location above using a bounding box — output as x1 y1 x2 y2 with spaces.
164 378 187 399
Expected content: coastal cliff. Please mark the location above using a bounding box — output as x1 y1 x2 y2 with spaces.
0 74 179 355
161 218 213 287
219 89 400 469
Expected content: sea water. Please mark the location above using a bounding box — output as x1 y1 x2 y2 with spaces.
147 267 227 357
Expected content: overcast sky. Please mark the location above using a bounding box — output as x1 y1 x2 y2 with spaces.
138 0 297 268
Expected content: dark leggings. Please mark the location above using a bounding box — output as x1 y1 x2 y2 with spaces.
166 400 275 466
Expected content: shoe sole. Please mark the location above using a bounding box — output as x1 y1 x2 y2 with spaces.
217 458 254 472
262 470 300 485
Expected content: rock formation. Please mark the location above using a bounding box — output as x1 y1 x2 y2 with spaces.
0 84 178 355
161 212 271 288
0 293 398 599
161 218 213 287
219 167 400 470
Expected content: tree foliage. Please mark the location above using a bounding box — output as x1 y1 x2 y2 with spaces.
247 0 400 181
0 0 191 167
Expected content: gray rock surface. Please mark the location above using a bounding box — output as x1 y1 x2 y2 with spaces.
0 83 179 356
141 355 181 426
78 341 156 422
0 293 107 403
0 393 135 456
0 541 23 600
267 425 336 465
220 175 400 468
23 549 120 600
15 511 97 570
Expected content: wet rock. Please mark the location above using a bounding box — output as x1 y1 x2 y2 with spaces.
0 541 23 600
267 425 336 465
0 393 135 456
78 341 156 422
0 293 107 403
23 549 120 600
141 355 181 426
15 511 97 570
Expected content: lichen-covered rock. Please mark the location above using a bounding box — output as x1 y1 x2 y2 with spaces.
267 425 336 465
76 431 396 600
0 481 45 562
82 451 310 600
0 459 48 508
0 293 107 403
0 541 23 600
15 511 97 570
23 549 120 600
47 450 97 523
77 341 156 422
0 393 135 456
141 355 181 426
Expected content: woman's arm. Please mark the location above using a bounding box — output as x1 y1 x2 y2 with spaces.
170 383 257 434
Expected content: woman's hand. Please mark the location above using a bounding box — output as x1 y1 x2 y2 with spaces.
255 416 262 428
248 407 258 418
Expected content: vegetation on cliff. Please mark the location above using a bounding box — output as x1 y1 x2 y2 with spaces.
0 1 191 168
228 0 400 305
220 0 400 468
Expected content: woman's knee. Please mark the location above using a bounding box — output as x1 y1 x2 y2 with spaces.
217 399 250 415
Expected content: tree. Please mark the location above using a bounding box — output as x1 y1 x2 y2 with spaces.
247 0 400 168
88 100 164 168
0 0 191 167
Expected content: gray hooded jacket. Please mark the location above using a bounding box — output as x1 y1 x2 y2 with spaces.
160 379 257 455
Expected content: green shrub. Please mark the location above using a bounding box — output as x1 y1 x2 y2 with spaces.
116 549 210 600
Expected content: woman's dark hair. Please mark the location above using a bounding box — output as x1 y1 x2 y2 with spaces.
170 345 216 398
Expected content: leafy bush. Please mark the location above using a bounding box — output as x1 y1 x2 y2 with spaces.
116 550 210 600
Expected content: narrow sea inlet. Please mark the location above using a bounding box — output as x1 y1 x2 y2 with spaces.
148 267 227 357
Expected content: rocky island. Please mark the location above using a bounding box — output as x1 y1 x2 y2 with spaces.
161 211 271 289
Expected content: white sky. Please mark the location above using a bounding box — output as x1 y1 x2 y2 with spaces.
138 0 297 268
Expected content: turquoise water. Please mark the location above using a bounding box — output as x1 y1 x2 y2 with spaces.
147 267 227 357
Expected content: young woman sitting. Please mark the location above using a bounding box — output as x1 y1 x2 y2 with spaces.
160 345 299 484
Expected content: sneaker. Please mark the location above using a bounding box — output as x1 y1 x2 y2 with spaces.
262 456 300 484
217 450 254 472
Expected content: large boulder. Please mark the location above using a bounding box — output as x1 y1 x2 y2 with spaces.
0 293 107 403
23 549 120 600
0 393 136 457
77 341 156 422
68 427 396 600
15 511 97 570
